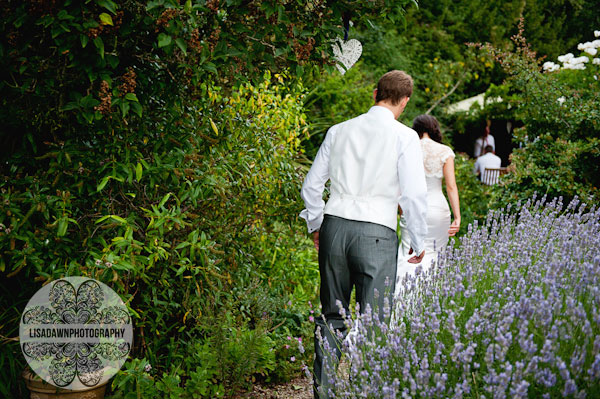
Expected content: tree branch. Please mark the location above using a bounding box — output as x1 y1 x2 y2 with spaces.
425 73 466 115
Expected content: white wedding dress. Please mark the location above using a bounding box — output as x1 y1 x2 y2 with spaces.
395 137 455 288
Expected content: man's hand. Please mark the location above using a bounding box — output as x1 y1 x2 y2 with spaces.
312 231 320 251
407 247 425 264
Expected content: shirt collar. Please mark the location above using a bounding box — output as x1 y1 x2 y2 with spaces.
367 105 396 120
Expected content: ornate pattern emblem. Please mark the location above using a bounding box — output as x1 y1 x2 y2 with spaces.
20 277 132 390
332 38 363 75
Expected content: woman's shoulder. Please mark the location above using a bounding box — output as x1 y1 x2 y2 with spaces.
423 138 454 155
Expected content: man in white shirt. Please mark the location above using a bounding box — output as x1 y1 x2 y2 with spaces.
473 121 496 158
300 70 428 399
474 145 502 184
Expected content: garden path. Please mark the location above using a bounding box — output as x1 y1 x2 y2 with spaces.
247 376 312 399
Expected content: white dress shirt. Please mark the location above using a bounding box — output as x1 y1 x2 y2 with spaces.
300 106 428 254
473 134 496 158
474 152 502 177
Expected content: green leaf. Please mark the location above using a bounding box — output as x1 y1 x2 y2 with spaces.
131 102 143 118
97 0 117 14
135 162 143 181
57 217 68 236
99 13 113 26
125 93 139 102
274 47 287 57
95 215 110 224
80 34 89 48
158 33 172 48
203 62 217 74
120 101 130 117
94 36 104 59
159 193 172 208
175 38 187 55
97 214 127 225
80 94 100 109
146 0 163 11
107 54 119 69
109 215 127 224
97 176 110 192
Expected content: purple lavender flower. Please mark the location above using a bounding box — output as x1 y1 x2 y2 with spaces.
319 197 600 398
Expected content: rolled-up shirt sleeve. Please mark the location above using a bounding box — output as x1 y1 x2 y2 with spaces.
397 133 428 254
300 128 334 233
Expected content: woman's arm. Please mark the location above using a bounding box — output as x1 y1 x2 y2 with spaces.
443 156 461 237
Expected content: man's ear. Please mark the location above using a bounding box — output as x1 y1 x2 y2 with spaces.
373 89 377 102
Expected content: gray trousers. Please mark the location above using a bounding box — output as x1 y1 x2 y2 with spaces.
313 215 398 399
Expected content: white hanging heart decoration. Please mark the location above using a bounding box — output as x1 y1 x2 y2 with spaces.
332 38 363 75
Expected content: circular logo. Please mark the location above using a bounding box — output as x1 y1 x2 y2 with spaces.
19 277 133 390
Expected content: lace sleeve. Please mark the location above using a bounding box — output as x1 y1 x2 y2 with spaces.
422 140 455 178
440 146 455 165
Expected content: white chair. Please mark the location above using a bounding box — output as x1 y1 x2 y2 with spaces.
481 167 507 185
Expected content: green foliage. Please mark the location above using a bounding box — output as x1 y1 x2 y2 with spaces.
403 0 600 69
476 27 600 206
452 153 491 233
3 0 422 394
303 62 374 158
303 0 600 148
0 75 316 396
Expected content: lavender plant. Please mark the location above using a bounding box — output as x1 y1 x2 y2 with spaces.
324 196 600 398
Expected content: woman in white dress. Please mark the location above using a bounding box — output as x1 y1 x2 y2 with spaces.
397 115 461 282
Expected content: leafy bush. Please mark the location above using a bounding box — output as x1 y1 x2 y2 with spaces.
477 25 600 206
302 63 374 158
0 75 316 397
324 196 600 398
2 1 416 396
451 152 491 235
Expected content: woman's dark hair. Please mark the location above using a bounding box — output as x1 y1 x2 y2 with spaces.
412 114 442 143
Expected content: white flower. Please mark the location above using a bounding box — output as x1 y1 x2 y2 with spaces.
570 56 589 64
562 55 589 70
594 58 600 65
593 40 600 48
557 96 566 105
585 48 598 56
595 30 600 38
579 41 595 50
543 61 560 72
558 53 574 63
563 63 586 70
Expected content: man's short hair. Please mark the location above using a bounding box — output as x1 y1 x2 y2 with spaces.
375 70 413 106
484 145 494 154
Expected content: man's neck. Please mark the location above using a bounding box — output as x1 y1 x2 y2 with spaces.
375 100 405 119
